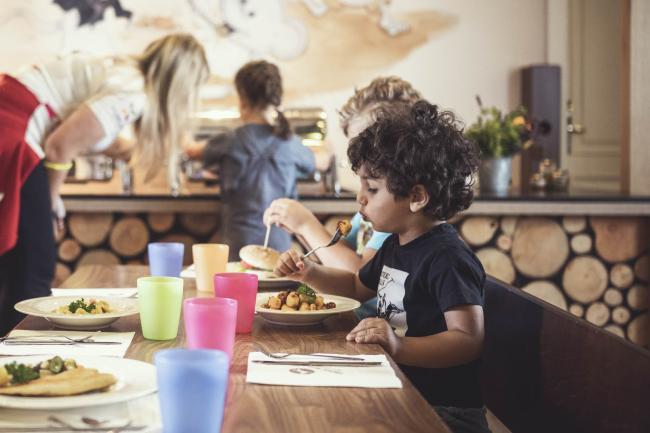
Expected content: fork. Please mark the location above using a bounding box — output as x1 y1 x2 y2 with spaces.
47 416 141 432
1 335 120 345
256 345 364 361
302 226 344 259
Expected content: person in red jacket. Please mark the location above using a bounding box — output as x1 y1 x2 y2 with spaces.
0 33 209 334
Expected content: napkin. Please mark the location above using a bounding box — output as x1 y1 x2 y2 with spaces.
0 393 162 432
0 330 135 358
246 352 402 388
51 288 138 298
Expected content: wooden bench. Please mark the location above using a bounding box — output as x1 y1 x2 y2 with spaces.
481 277 650 433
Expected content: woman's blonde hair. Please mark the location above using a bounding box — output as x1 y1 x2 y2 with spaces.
134 33 209 183
339 76 422 137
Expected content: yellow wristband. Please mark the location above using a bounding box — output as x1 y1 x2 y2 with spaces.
44 160 73 171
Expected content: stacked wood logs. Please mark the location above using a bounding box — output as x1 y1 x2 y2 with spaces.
458 215 649 348
53 212 211 286
53 211 649 348
53 211 306 287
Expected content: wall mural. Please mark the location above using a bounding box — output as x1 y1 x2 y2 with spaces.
0 0 455 102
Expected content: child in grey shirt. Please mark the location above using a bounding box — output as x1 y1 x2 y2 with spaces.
203 60 315 260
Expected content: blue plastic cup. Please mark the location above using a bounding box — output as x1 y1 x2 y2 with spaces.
148 242 184 277
155 349 229 433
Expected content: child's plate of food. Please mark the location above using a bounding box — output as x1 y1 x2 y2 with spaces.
14 296 138 330
255 285 361 326
0 355 156 409
181 245 300 290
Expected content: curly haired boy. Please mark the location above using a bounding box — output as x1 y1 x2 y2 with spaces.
274 100 491 433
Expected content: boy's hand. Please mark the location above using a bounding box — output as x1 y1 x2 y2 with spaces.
273 249 310 281
346 318 402 357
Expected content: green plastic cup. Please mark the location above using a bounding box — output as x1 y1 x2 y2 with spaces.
137 276 184 340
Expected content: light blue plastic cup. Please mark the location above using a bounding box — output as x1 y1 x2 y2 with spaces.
148 242 184 277
154 348 229 433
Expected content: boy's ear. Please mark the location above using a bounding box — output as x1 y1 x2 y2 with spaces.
409 184 429 213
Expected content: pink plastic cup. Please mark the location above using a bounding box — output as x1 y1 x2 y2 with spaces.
213 273 259 334
183 297 238 363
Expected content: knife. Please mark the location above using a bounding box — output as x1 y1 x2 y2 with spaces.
0 426 145 432
2 340 122 345
252 360 382 367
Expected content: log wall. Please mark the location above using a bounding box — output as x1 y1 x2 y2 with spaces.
53 211 649 349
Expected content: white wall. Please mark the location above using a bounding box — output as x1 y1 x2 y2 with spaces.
306 0 548 190
0 0 548 192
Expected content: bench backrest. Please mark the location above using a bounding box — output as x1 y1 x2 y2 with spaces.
481 277 650 433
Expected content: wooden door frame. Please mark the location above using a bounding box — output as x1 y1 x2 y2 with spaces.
629 0 650 195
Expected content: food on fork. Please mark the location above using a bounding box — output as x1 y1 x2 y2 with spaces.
336 219 352 237
302 219 352 260
239 245 281 272
0 356 117 396
54 298 112 315
261 284 337 312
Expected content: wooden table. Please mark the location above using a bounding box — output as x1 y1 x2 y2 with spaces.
15 265 450 433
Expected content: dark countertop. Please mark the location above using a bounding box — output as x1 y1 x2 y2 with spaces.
475 188 650 202
61 179 650 215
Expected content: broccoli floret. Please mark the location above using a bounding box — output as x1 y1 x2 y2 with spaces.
67 298 96 313
4 362 39 384
296 284 316 303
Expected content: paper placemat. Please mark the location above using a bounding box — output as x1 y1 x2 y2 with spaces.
51 288 138 298
246 352 402 388
0 330 135 358
0 393 161 432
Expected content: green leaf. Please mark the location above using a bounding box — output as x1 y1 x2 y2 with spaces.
5 362 40 384
466 97 529 158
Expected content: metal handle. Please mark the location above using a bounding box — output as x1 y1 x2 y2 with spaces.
566 99 586 155
302 245 322 259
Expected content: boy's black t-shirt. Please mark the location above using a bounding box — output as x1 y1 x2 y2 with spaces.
358 223 486 408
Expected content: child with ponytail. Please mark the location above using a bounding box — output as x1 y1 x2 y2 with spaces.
203 60 315 259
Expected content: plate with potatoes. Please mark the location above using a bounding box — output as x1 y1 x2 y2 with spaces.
255 285 360 326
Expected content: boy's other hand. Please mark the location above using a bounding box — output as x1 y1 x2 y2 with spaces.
274 249 310 280
346 318 402 357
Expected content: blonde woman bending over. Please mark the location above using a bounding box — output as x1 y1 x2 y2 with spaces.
0 33 209 334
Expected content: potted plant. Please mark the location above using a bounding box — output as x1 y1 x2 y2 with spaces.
465 96 532 194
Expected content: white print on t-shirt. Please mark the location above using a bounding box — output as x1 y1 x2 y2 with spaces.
377 265 408 336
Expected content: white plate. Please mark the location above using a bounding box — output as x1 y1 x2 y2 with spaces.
0 355 156 409
181 263 300 290
14 296 139 330
255 292 361 326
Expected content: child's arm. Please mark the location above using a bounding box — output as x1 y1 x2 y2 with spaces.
274 249 376 302
347 304 484 368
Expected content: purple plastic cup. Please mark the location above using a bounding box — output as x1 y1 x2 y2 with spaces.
213 273 258 334
148 242 184 277
183 297 238 363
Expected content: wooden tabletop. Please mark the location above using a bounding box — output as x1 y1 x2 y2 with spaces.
16 265 450 433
